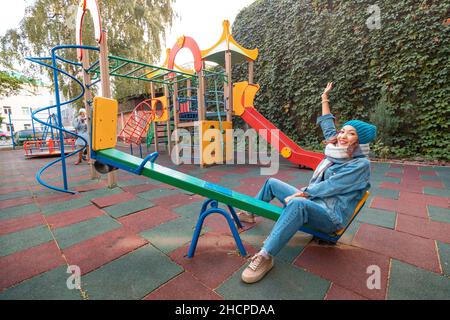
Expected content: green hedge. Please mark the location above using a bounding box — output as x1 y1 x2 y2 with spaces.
232 0 450 161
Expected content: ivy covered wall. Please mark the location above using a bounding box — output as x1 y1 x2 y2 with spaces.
232 0 450 161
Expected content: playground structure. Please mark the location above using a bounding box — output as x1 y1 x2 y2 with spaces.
23 112 76 158
116 20 324 168
26 0 367 250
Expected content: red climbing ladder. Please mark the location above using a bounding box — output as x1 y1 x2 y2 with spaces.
119 99 154 145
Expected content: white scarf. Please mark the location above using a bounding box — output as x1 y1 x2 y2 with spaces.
309 143 370 184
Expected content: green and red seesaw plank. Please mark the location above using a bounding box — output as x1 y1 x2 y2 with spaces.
91 148 366 258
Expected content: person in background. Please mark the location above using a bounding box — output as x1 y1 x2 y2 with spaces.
73 108 89 165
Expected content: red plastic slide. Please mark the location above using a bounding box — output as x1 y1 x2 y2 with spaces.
241 107 324 170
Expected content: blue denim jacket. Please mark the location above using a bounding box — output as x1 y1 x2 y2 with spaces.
303 114 371 229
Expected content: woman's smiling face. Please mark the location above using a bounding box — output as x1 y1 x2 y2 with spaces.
337 125 358 148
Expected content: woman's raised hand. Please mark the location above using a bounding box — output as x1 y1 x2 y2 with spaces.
284 192 306 204
322 82 333 98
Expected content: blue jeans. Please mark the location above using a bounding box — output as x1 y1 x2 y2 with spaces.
255 178 338 256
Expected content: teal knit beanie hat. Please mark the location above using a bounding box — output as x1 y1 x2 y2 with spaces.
342 120 377 144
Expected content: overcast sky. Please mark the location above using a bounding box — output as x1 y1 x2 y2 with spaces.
0 0 256 65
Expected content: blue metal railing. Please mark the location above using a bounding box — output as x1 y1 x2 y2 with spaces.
26 44 100 194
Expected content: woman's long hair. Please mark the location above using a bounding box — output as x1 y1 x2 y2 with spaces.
323 136 359 158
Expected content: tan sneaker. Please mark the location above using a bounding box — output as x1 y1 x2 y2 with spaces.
241 254 274 283
237 211 256 224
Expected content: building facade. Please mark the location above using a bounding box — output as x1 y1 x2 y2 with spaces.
1 84 74 134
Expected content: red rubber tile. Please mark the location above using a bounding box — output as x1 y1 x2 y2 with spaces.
396 214 450 244
121 183 160 194
370 196 428 219
232 184 259 197
117 174 147 182
0 196 35 210
169 233 257 289
91 192 136 208
400 192 449 207
0 177 31 184
294 243 389 300
0 213 46 236
62 227 148 275
0 186 29 194
202 214 259 235
238 176 268 187
46 205 105 229
380 166 444 193
69 174 94 182
0 241 65 290
118 206 180 234
143 272 223 300
197 174 222 183
371 191 448 219
325 283 368 300
151 193 198 209
353 224 441 273
379 181 424 193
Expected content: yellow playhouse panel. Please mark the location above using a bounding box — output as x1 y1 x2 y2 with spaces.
92 96 118 151
200 120 232 165
244 83 260 108
152 96 168 122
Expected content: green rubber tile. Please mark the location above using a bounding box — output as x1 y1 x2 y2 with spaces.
417 167 435 171
0 225 53 257
172 201 205 220
434 168 450 175
0 190 32 201
0 203 40 220
81 244 183 300
370 176 401 185
420 175 444 182
428 206 450 224
0 266 82 300
3 180 37 187
137 188 181 200
437 241 450 277
371 163 403 173
216 259 330 299
80 187 123 200
240 219 312 263
435 172 450 189
357 208 396 229
31 189 58 197
424 187 450 198
40 198 92 216
103 198 154 218
368 188 399 200
53 215 121 249
139 217 206 254
388 259 450 300
338 220 362 244
172 200 236 222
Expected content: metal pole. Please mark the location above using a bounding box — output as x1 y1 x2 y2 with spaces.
31 107 37 141
51 48 68 191
8 112 15 150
